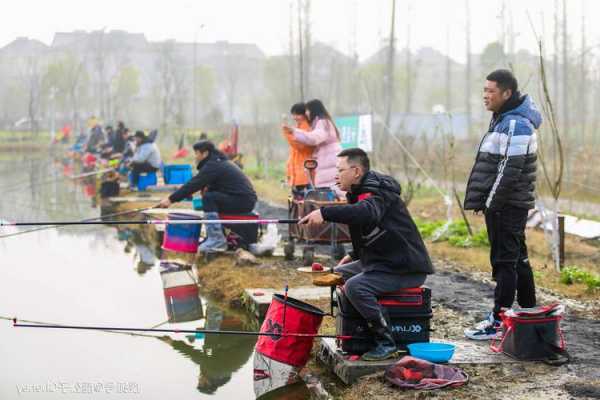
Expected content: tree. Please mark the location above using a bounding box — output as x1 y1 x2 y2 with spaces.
42 54 89 133
383 0 396 131
156 40 183 136
465 0 472 138
193 65 217 125
112 65 140 120
480 42 506 71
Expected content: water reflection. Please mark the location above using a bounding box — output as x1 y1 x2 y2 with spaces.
0 152 327 399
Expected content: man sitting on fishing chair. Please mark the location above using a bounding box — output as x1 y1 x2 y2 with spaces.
157 140 257 253
299 148 434 361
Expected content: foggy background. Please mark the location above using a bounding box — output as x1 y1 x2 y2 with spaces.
0 0 596 197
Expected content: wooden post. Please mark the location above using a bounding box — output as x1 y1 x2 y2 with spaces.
558 214 565 269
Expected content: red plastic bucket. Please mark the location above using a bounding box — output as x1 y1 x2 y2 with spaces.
255 294 325 367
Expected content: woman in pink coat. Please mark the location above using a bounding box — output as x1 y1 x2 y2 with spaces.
290 99 342 191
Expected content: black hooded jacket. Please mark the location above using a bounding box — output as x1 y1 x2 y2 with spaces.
169 151 257 204
321 170 434 275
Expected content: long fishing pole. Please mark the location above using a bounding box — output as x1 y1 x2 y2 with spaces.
0 207 153 239
1 218 300 227
2 167 113 194
12 319 358 340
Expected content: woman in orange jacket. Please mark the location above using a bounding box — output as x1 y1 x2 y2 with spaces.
282 103 314 196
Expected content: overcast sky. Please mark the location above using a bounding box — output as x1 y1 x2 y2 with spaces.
2 0 597 62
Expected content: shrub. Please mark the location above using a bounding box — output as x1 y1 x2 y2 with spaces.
560 266 600 291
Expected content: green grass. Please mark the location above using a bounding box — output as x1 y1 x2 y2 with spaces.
559 266 600 291
415 218 489 248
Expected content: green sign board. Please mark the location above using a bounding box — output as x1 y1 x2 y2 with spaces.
335 114 373 152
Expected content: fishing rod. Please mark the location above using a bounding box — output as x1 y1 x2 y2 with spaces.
1 168 114 194
1 218 300 227
0 207 153 239
12 319 358 340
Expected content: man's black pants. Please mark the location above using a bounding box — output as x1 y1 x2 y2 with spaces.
485 206 536 320
335 260 427 322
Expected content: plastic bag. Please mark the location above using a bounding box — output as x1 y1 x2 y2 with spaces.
249 224 280 256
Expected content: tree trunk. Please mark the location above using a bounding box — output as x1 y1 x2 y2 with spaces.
384 0 396 131
297 0 304 101
580 1 587 149
405 3 412 113
303 0 311 97
445 23 452 112
465 0 472 138
561 0 569 137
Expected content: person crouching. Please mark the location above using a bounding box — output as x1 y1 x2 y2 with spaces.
157 140 257 253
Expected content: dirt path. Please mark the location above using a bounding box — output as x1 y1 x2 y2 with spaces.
430 263 600 378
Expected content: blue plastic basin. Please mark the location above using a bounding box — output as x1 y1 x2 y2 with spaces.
407 342 455 363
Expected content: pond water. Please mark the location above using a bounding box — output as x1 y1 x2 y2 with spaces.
0 152 320 399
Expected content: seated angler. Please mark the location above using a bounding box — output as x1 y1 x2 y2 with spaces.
128 130 162 188
157 140 257 253
300 148 434 361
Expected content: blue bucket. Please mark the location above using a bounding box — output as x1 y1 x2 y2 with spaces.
407 342 455 363
161 213 202 253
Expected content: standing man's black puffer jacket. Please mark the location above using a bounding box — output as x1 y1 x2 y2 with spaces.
464 94 542 212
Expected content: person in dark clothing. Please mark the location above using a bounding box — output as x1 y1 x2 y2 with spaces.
157 140 257 252
301 148 434 361
112 126 129 155
85 120 104 153
463 69 542 341
105 125 115 146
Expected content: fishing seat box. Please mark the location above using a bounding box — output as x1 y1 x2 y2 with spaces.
335 286 432 355
218 212 260 250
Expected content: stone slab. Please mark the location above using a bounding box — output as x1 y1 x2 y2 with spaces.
317 337 519 385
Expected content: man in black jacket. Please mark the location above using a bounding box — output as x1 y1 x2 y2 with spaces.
300 148 434 361
463 69 542 340
158 140 257 252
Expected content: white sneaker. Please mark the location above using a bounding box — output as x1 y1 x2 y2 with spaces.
464 313 502 340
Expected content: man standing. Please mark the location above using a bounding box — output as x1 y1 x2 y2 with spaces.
463 69 542 340
300 148 434 361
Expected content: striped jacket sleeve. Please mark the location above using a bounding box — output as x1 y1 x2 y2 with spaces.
485 118 533 211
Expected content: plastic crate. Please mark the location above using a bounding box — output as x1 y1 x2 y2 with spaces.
129 171 157 191
163 164 193 184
